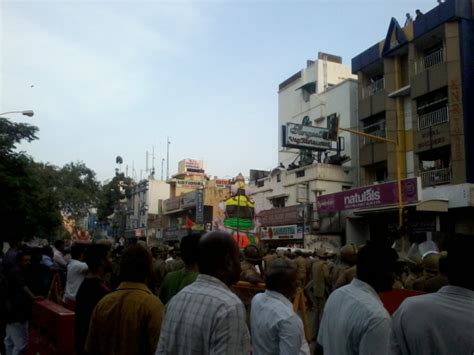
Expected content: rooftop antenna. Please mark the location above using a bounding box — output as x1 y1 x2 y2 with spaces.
166 137 170 180
161 158 165 181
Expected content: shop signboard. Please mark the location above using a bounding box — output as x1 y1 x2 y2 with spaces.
181 191 197 208
163 197 180 213
261 224 303 240
195 189 204 224
257 205 301 227
163 227 189 241
215 179 231 189
316 177 421 213
282 123 332 150
174 179 205 189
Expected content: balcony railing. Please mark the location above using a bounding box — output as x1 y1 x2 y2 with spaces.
418 106 449 130
421 168 451 187
415 47 444 74
362 77 385 99
362 120 386 144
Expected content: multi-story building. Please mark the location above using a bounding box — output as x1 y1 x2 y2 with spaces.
344 0 474 240
278 52 358 180
160 160 231 244
125 178 170 240
250 53 359 249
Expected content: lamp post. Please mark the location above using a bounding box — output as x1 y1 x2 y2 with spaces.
0 110 34 117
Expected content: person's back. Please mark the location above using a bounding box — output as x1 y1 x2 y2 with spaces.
156 231 250 354
390 235 474 355
86 245 163 355
318 242 398 355
63 244 88 304
318 279 391 354
251 259 309 355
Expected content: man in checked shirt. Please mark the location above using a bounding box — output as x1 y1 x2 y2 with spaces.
156 231 250 355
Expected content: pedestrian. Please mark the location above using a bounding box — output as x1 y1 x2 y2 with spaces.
159 233 201 304
156 231 250 354
85 245 164 355
250 258 310 355
294 249 307 287
40 246 54 269
390 235 474 355
240 245 264 284
75 244 112 355
52 240 67 270
4 251 44 355
63 243 88 308
317 241 398 355
332 244 357 290
2 239 24 272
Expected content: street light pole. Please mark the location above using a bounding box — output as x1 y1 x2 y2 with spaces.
338 126 404 228
0 110 34 117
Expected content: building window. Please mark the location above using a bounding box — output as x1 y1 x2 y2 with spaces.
416 88 449 130
296 170 305 178
276 173 281 182
271 197 286 208
362 114 386 144
301 82 316 102
257 180 265 188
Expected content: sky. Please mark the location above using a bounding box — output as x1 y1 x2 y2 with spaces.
1 0 436 182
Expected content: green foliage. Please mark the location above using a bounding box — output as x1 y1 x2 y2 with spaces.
97 173 133 222
0 118 101 243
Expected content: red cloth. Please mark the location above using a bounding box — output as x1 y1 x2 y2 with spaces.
379 289 424 315
233 232 249 249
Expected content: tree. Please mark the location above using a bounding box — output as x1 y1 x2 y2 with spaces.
0 119 62 242
96 173 133 238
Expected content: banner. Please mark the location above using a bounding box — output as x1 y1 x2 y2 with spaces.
195 189 204 224
316 178 421 213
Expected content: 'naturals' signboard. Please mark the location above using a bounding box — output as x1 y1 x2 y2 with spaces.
316 178 421 213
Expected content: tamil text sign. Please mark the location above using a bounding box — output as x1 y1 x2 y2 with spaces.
195 189 204 224
257 205 301 227
283 123 331 150
316 178 421 213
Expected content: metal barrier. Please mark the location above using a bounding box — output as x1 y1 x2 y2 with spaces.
361 77 384 99
27 300 75 355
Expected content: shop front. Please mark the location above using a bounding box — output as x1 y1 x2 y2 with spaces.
257 205 305 247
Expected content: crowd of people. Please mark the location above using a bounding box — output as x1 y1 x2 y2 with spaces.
0 231 473 355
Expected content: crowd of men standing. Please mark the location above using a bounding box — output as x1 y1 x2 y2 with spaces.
1 231 473 355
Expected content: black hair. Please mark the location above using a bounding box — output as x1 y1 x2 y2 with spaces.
446 235 474 290
84 244 110 272
71 244 85 260
180 233 202 266
119 245 152 283
356 241 398 292
198 231 237 276
54 240 65 249
266 258 297 294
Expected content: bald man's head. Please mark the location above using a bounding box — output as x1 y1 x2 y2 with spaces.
198 231 241 286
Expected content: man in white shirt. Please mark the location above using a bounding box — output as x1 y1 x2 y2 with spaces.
156 231 250 354
251 258 310 355
390 235 474 355
63 244 88 305
317 241 398 355
52 240 67 269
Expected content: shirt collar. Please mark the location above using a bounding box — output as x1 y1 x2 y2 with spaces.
196 274 231 291
351 278 382 303
438 285 474 299
265 290 293 309
117 281 152 294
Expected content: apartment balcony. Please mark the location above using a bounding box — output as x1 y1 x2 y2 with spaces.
418 106 449 130
361 120 386 145
414 47 444 74
361 77 385 99
421 168 451 187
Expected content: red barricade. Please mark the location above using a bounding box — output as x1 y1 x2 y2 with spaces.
379 289 424 315
27 299 75 355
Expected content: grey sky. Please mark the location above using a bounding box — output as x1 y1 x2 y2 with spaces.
1 0 434 182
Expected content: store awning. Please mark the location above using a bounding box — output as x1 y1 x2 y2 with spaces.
352 199 449 216
266 193 290 200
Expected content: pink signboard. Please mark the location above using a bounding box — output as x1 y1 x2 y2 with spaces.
316 178 421 213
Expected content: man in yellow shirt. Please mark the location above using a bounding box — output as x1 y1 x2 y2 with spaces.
86 245 164 355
